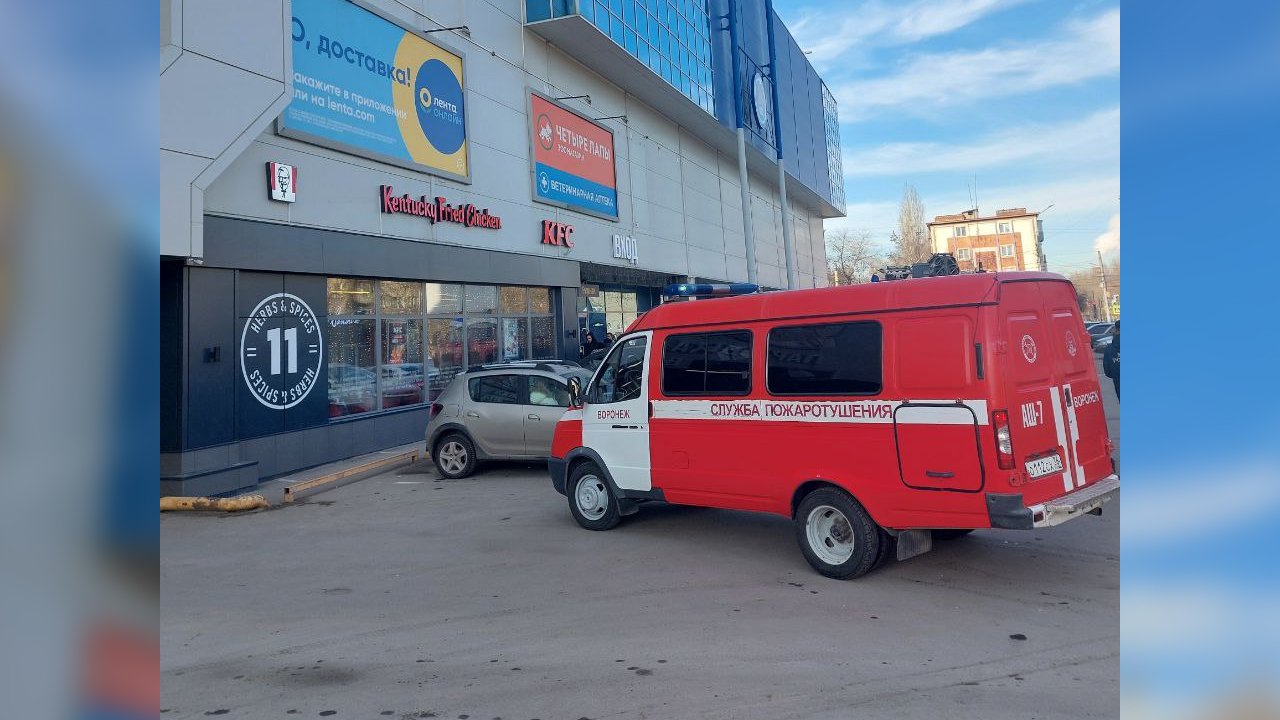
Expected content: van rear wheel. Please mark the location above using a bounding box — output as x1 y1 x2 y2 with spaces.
567 462 621 531
795 487 882 579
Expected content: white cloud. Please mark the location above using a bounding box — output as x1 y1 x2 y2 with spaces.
1121 464 1280 544
842 107 1119 177
790 0 1036 68
1094 213 1120 256
833 9 1119 120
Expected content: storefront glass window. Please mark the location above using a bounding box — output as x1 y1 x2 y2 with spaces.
328 278 375 315
465 285 498 314
328 278 557 411
529 288 552 314
499 286 528 314
502 317 530 361
426 283 463 314
380 319 423 409
380 281 422 315
531 316 556 359
467 317 499 365
427 318 464 400
327 319 377 417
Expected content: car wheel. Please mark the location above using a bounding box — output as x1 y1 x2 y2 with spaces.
794 487 882 579
932 529 974 540
434 433 477 479
567 462 620 531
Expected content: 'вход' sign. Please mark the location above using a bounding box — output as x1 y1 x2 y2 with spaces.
379 185 502 229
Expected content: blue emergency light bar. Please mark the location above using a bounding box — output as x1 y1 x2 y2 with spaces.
662 282 759 298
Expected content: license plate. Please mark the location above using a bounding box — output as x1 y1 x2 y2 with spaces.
1026 453 1064 478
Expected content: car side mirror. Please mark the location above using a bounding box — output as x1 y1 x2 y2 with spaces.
567 377 583 408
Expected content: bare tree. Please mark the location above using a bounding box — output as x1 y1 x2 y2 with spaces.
825 228 882 285
891 184 931 265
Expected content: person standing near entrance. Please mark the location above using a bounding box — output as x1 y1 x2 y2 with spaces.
1102 320 1120 400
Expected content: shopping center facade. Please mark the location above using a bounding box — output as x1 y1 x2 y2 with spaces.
160 0 846 495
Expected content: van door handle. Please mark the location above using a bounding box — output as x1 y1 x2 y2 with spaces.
925 470 955 478
611 424 641 429
466 411 479 418
527 414 540 421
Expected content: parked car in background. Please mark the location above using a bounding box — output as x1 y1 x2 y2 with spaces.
1088 322 1114 348
1092 334 1113 353
425 362 594 478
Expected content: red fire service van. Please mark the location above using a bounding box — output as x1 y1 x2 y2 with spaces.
549 272 1119 579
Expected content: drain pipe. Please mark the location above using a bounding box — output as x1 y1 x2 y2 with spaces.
727 0 758 286
765 0 797 290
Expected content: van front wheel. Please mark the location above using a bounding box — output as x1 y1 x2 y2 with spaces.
795 487 882 579
567 462 621 531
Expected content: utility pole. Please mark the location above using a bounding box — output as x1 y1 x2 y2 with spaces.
1097 250 1112 323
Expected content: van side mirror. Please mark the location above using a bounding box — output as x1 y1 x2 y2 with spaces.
567 376 583 408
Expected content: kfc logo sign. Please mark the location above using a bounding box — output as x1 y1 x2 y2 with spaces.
541 220 574 248
267 162 297 203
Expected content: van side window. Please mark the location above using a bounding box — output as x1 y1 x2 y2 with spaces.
767 322 882 395
662 331 751 396
591 336 647 404
468 375 522 404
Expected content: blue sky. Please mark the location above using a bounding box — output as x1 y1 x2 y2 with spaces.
773 0 1120 274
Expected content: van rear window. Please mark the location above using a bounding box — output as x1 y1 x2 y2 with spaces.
662 331 752 396
767 322 882 396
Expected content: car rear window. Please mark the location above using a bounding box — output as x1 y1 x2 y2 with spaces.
468 375 521 404
767 321 882 396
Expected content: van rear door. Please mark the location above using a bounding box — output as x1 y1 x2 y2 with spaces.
997 280 1111 506
1039 281 1111 488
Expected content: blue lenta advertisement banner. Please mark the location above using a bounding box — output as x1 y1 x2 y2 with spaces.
281 0 469 181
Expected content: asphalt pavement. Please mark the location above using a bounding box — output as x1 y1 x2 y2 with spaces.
161 368 1119 720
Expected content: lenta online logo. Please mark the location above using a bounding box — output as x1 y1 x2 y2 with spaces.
240 293 323 410
413 59 465 155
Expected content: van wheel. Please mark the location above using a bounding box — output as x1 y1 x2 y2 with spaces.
567 462 620 531
795 487 882 579
933 529 974 540
434 433 477 479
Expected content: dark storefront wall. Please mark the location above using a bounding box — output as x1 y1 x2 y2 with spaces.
160 217 581 496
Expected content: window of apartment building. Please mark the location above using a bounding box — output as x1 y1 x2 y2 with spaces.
327 279 557 417
998 221 1012 234
956 248 972 260
1000 245 1015 258
953 226 967 237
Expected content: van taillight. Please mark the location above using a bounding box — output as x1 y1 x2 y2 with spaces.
992 410 1015 470
430 402 443 419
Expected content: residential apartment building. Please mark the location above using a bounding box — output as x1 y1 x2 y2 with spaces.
928 208 1046 272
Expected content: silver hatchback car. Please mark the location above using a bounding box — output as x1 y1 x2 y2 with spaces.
425 362 593 478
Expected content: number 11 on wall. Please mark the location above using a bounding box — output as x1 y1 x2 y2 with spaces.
265 327 299 375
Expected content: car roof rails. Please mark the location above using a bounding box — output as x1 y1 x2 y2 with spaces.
466 361 577 374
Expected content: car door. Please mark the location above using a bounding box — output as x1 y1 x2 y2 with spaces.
581 333 653 491
465 374 529 457
523 374 571 456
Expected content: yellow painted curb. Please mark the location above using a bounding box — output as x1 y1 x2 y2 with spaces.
160 495 268 512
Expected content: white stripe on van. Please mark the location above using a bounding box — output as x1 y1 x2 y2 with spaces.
1063 384 1086 488
651 399 988 425
1048 386 1074 493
